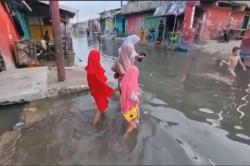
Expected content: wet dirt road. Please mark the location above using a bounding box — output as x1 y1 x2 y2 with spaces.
1 35 250 165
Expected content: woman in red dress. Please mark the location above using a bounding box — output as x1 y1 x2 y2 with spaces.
85 49 114 125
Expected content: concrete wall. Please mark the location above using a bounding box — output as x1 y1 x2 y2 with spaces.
0 3 20 70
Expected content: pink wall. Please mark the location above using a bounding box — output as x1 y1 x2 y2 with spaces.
127 13 144 35
127 15 137 35
0 2 20 69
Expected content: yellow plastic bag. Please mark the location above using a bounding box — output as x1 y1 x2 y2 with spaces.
123 107 139 122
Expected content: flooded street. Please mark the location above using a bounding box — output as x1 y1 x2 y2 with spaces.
1 35 250 165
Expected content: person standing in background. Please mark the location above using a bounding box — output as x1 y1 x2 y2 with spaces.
158 20 165 43
140 27 145 42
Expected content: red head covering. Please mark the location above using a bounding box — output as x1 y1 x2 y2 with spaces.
85 49 113 112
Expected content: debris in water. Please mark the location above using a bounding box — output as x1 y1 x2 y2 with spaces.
27 107 37 112
176 99 183 103
208 158 216 165
236 133 250 140
198 108 214 114
15 122 24 127
149 73 153 76
176 138 184 145
206 118 220 127
234 125 244 130
13 122 25 130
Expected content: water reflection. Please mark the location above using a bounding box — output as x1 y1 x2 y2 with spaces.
1 35 250 165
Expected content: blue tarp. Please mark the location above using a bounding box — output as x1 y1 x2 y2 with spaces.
154 1 187 16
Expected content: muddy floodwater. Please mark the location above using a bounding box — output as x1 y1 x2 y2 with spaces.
0 35 250 165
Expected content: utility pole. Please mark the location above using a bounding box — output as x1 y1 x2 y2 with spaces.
49 1 66 81
121 0 123 7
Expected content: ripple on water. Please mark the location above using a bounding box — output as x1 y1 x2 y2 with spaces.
236 94 248 119
198 108 214 114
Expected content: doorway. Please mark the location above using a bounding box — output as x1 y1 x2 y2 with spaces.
242 15 250 29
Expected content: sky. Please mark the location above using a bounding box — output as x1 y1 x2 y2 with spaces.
60 1 124 22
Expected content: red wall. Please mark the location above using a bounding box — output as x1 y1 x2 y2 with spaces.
0 3 20 69
203 7 231 40
230 11 245 29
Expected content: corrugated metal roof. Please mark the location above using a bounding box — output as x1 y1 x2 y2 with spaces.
38 1 76 17
121 1 158 14
154 1 187 16
100 8 121 19
218 1 250 7
231 1 250 6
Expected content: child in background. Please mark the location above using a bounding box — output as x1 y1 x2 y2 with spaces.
85 49 114 126
220 47 246 78
140 27 145 42
120 65 140 137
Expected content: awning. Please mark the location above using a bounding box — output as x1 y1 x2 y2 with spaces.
154 1 187 16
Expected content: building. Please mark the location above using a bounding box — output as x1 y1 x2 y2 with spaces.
153 0 250 49
88 18 101 35
73 21 88 34
0 1 75 70
100 8 121 34
121 1 158 35
27 1 76 41
152 1 187 41
194 1 250 41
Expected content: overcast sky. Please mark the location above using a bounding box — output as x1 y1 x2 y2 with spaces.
60 1 123 22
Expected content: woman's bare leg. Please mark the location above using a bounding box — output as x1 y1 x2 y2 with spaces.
123 124 135 138
92 111 102 126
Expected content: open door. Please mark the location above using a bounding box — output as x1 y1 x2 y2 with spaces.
241 15 250 29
